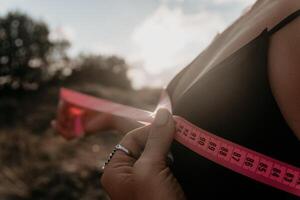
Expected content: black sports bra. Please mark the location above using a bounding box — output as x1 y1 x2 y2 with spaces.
167 10 300 199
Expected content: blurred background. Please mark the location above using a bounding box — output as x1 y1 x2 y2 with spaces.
0 0 255 199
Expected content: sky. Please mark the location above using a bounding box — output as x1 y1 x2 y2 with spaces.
0 0 256 88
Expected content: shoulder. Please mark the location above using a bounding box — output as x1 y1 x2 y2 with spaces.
276 0 300 9
245 0 300 31
268 11 300 140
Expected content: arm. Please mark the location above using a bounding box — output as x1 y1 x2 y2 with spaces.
85 114 143 135
53 106 143 140
111 115 144 134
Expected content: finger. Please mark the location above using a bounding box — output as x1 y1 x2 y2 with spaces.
141 108 175 161
102 125 150 191
104 125 151 169
120 125 150 157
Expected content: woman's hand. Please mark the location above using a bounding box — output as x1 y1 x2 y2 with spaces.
101 108 185 200
52 109 115 139
52 108 143 140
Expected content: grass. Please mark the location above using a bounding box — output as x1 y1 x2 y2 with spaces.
0 84 160 200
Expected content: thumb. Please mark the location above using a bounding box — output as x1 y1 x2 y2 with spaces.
141 108 175 161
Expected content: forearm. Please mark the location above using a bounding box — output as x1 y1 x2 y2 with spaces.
112 115 144 134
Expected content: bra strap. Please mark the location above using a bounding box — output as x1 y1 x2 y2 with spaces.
268 9 300 35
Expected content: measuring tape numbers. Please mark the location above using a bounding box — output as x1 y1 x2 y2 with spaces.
57 88 300 197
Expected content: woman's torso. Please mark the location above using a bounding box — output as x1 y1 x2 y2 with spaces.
171 0 299 100
167 0 300 199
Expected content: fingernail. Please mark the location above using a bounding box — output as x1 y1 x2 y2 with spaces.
167 152 174 166
153 108 170 127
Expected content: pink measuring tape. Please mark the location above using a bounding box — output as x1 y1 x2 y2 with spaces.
56 88 300 197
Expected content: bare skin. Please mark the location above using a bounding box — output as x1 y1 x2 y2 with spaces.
52 109 185 200
95 2 300 199
268 16 300 140
53 1 300 199
215 1 300 139
199 0 300 139
83 0 300 139
101 109 185 200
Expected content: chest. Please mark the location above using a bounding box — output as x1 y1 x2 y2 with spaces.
171 0 294 99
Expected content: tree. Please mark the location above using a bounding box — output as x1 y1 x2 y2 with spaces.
0 11 53 90
66 54 132 89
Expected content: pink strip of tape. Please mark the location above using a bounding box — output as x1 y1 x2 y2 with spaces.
60 88 300 197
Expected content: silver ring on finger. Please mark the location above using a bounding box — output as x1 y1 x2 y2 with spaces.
102 144 132 170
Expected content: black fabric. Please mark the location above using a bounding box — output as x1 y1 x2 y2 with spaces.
269 10 300 35
166 10 300 199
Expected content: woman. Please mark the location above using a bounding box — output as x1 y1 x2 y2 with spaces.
72 0 300 199
164 0 300 199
